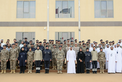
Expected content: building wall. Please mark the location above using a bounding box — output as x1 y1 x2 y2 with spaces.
0 0 122 43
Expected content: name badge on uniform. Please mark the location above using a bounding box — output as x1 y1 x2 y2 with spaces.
21 55 23 58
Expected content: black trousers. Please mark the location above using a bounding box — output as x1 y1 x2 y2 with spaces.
92 61 97 72
44 61 50 70
20 66 25 73
85 61 90 70
35 61 41 73
7 60 10 69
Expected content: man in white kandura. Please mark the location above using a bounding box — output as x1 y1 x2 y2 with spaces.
107 46 117 74
67 46 76 74
115 43 122 73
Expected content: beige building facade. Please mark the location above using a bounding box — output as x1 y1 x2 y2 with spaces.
0 0 122 43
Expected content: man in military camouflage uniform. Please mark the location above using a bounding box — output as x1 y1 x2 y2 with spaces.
51 44 57 70
27 48 34 73
98 48 106 73
56 46 65 74
0 45 9 74
15 42 20 69
9 44 18 73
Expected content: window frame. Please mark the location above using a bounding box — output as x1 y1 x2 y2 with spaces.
16 1 36 18
55 0 75 18
94 0 114 18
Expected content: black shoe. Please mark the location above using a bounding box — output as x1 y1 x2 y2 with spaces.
45 69 47 73
92 71 94 74
47 70 49 73
88 70 90 73
40 66 42 70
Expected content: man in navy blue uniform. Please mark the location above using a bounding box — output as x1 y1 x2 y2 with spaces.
39 41 44 70
23 42 29 53
85 48 92 73
23 42 28 70
24 37 29 46
43 46 52 73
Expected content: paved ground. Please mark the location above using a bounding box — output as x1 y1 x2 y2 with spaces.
0 72 122 82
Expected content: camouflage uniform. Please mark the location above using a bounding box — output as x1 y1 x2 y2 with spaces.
56 49 65 74
98 51 106 73
9 48 18 73
0 49 9 73
51 48 57 70
27 51 34 73
15 46 20 69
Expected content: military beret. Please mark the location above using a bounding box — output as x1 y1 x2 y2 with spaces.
15 42 18 43
71 41 73 42
43 39 46 41
53 44 56 46
100 48 103 50
46 46 49 47
75 39 77 41
12 43 15 45
102 42 105 43
59 46 62 48
52 40 54 41
82 40 84 42
39 41 42 43
67 39 69 40
56 40 58 41
43 42 46 43
24 37 27 39
88 39 90 41
58 40 60 42
46 42 49 44
86 48 89 50
60 42 63 44
64 40 66 41
79 41 81 43
106 40 108 42
83 43 86 45
100 39 103 41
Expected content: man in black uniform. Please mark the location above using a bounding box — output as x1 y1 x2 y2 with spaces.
85 48 92 73
24 37 29 46
43 46 52 74
39 41 44 70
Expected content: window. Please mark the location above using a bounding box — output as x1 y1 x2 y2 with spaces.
94 0 113 18
17 1 36 18
55 0 74 18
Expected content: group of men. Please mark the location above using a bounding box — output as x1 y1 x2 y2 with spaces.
0 38 122 74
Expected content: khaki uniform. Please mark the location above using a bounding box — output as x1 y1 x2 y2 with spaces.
73 47 79 57
56 49 65 73
82 46 87 53
15 46 20 68
51 48 57 69
0 49 9 70
27 51 34 70
102 45 105 49
98 51 106 73
9 48 18 70
27 44 31 48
